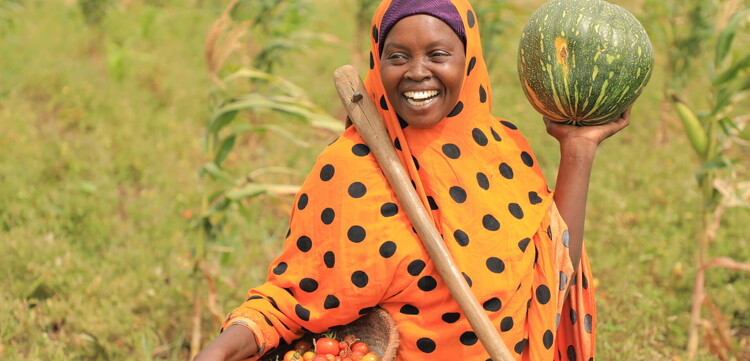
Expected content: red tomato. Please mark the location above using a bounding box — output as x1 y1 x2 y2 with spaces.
311 356 329 361
316 337 340 356
361 353 379 361
349 351 364 361
294 340 312 353
333 357 342 361
350 342 369 355
284 350 301 361
325 355 335 361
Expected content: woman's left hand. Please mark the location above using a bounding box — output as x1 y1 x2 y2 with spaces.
544 104 632 150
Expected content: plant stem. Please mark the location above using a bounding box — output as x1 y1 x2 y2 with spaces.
687 209 710 359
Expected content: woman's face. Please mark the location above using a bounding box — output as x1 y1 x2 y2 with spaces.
380 15 466 128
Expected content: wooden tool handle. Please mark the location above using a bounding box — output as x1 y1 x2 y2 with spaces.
333 65 515 361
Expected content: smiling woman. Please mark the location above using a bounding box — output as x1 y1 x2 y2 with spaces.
380 15 466 128
195 0 632 360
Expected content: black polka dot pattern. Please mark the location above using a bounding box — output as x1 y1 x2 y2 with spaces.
467 57 477 76
501 120 518 130
500 316 514 332
521 151 534 167
418 276 437 291
567 345 577 361
347 225 366 243
381 202 398 217
536 284 551 305
273 262 287 275
372 25 379 43
319 164 334 181
472 128 488 146
449 186 467 203
442 143 461 159
351 271 369 288
483 297 502 312
324 295 340 309
491 127 502 142
486 257 505 273
482 214 500 231
400 304 419 315
529 191 543 205
514 338 528 354
417 338 436 353
379 241 397 258
448 101 464 117
427 196 439 210
407 260 426 276
348 182 367 198
352 144 370 157
323 251 335 268
479 85 487 103
321 208 335 225
295 304 310 321
462 272 472 287
296 236 312 252
297 194 308 210
460 331 478 346
499 163 514 179
477 172 490 190
453 229 470 247
442 312 460 323
299 278 318 292
467 10 476 28
380 95 388 110
543 329 554 349
509 203 524 219
398 115 409 128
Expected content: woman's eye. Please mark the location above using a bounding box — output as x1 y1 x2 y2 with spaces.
430 51 450 60
387 53 408 63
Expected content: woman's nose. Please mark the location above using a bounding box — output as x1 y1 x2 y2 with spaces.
405 59 431 81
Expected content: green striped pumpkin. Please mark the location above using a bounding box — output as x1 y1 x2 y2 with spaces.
517 0 654 126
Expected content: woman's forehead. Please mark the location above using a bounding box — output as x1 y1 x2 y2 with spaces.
382 15 464 49
377 0 466 56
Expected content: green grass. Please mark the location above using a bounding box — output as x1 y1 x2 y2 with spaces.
1 0 748 360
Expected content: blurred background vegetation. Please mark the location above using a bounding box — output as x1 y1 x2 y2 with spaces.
0 0 748 360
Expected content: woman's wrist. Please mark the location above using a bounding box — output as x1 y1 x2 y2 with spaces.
194 325 259 361
559 137 598 164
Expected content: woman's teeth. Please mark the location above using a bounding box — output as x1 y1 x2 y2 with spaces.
404 90 438 106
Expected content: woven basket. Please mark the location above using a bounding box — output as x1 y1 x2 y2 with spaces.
259 307 399 361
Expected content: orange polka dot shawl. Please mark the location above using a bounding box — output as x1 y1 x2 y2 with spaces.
223 0 597 360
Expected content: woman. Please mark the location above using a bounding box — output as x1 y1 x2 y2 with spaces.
195 0 629 360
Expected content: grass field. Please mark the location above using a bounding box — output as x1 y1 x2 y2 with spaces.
1 0 748 360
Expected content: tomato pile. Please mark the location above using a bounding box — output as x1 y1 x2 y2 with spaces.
282 334 379 361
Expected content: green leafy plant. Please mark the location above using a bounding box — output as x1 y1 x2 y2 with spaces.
671 6 750 360
642 0 718 142
189 0 342 357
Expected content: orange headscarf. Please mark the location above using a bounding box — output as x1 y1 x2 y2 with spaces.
224 1 596 360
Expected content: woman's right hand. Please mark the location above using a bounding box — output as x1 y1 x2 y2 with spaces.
193 325 259 361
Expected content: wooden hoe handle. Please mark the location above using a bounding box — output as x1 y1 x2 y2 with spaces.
333 65 515 361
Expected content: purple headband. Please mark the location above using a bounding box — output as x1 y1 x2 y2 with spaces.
378 0 466 56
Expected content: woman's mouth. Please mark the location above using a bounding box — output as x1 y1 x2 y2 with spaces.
403 90 439 106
